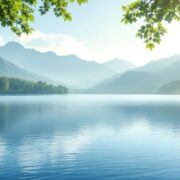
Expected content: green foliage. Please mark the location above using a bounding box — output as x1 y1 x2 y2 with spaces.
0 77 68 94
0 0 87 35
39 0 87 21
0 77 9 92
0 0 179 49
122 0 180 50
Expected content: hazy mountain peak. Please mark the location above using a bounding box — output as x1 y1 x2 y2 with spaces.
44 51 57 56
0 42 117 88
0 56 50 82
138 54 180 73
89 54 180 94
103 58 136 73
170 54 180 58
4 41 24 49
106 58 128 63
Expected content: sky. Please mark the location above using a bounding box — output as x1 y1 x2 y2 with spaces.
0 0 179 66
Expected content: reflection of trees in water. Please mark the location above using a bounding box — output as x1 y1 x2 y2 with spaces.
0 102 49 130
0 101 134 141
0 101 67 137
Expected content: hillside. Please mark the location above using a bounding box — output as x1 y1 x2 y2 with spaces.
137 55 180 73
0 42 113 88
0 57 50 82
88 70 160 94
158 80 180 94
103 59 135 73
88 55 180 94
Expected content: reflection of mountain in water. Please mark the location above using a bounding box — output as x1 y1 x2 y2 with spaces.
1 95 180 179
1 95 180 141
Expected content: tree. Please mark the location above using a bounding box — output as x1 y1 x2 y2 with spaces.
0 0 87 35
0 77 9 92
0 0 179 49
122 0 180 50
4 77 68 94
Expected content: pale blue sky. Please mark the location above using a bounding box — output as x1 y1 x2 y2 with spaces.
0 0 179 65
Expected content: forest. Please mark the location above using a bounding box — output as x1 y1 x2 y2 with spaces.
0 77 68 94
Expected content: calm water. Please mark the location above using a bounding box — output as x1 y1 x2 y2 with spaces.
1 95 180 180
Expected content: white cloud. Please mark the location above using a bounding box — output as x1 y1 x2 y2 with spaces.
87 22 180 66
12 22 180 66
18 30 91 60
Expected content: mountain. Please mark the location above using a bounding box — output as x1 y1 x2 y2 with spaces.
89 55 180 94
0 42 122 88
138 55 180 73
0 57 50 82
103 59 135 73
158 80 180 94
88 70 160 93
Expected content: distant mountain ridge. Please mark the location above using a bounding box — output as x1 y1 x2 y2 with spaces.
1 41 179 94
0 57 50 82
103 59 135 73
88 55 180 94
0 42 134 88
137 55 180 73
158 80 180 94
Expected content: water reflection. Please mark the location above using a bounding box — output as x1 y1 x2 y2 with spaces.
0 95 180 179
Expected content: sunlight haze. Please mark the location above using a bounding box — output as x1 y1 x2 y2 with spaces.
0 0 179 66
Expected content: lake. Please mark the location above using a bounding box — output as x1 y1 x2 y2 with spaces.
1 95 180 179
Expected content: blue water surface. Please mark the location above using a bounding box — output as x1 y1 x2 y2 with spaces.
0 95 180 180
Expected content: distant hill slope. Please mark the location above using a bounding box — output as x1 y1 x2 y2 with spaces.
88 70 161 94
103 59 135 73
0 57 50 82
0 42 122 88
137 55 180 73
158 80 180 94
88 55 180 94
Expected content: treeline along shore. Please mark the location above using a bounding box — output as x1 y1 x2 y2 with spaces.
0 77 68 94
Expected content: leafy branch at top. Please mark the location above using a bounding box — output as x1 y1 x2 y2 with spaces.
121 0 180 50
0 0 87 36
0 0 179 50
